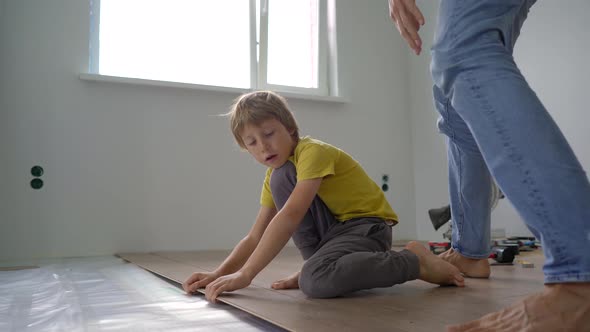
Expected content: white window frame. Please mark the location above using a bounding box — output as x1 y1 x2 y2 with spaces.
87 0 339 97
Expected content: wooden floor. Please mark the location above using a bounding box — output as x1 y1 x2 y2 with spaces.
118 245 545 332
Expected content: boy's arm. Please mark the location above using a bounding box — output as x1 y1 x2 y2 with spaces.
215 205 277 275
183 205 276 293
204 178 322 302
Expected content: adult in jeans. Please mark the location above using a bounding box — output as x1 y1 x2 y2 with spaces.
388 0 590 331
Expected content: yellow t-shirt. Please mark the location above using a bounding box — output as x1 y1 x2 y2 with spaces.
260 137 398 223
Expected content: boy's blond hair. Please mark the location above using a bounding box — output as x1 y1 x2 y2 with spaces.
228 91 300 149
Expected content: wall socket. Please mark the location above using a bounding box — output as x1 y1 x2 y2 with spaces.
30 165 44 190
381 174 389 192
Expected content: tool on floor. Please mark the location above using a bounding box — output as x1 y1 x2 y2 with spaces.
517 259 535 268
428 205 452 232
428 182 504 241
428 241 517 264
427 183 540 267
492 241 520 255
428 241 451 255
489 246 517 264
503 237 539 251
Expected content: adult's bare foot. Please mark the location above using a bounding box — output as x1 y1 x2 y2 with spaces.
447 283 590 332
271 270 300 290
406 241 465 287
439 248 491 278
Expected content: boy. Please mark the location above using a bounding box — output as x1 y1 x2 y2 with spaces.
183 91 464 302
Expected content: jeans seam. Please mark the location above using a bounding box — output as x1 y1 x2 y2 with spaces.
463 69 567 264
443 90 466 252
456 144 465 247
545 272 590 283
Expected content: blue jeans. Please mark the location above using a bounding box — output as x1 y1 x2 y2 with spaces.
431 0 590 283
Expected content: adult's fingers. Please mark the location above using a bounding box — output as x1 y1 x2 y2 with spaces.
388 0 398 24
406 0 425 26
399 7 421 42
390 4 402 28
395 0 424 25
391 0 425 54
397 20 421 54
391 2 421 54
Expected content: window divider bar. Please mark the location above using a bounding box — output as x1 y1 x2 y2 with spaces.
326 0 339 97
317 0 329 96
249 0 258 89
258 0 269 90
89 0 101 73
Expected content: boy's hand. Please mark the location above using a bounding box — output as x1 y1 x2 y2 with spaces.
205 271 252 303
182 271 221 294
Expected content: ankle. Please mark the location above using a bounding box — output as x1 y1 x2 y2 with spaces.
546 282 590 295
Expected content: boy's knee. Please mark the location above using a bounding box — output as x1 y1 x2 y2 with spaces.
299 263 339 299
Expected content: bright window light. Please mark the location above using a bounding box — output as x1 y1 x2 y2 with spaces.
267 0 318 88
99 0 250 88
92 0 333 95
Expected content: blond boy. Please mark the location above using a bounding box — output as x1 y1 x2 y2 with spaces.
183 91 464 301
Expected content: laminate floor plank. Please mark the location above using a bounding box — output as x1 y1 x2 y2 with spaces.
118 246 545 331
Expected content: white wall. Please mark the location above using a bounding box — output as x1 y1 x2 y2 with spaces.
407 0 445 242
410 0 590 241
0 0 416 260
4 1 585 260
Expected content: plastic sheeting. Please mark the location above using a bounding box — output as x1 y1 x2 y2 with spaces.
0 256 283 331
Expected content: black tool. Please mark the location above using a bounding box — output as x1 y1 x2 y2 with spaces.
428 205 452 231
428 185 505 233
490 246 517 264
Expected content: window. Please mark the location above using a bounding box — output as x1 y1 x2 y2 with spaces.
88 0 337 96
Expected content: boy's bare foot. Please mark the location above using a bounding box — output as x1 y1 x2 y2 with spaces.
406 241 465 287
439 248 491 278
447 283 590 332
271 270 300 290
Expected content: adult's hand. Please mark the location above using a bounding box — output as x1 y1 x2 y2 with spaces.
388 0 425 55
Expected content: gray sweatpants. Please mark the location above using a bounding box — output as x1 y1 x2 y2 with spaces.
270 162 420 298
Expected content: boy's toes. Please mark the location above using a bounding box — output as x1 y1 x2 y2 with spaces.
271 277 299 290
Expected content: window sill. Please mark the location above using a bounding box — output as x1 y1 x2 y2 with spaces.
79 73 348 104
